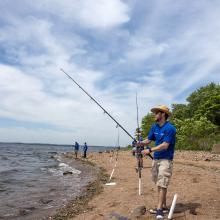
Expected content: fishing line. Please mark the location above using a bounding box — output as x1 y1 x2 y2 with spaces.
61 68 133 139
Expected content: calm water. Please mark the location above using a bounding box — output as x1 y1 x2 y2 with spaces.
0 143 113 220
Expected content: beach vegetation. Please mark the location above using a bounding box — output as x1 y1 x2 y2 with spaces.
140 82 220 151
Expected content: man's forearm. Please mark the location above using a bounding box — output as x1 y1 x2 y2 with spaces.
151 142 169 152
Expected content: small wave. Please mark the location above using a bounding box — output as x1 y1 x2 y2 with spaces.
53 154 62 162
0 156 8 160
48 152 57 154
18 206 36 216
0 168 19 175
46 162 81 176
1 213 17 218
0 186 7 192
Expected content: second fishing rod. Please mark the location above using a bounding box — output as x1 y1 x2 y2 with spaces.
60 68 153 160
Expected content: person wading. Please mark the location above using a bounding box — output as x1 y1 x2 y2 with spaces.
137 105 176 219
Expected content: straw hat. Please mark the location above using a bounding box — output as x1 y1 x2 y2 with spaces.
151 105 171 116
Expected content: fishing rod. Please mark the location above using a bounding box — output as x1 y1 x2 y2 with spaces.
136 92 140 141
61 68 134 140
60 68 152 159
135 92 153 159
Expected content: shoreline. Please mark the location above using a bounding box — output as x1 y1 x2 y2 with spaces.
51 154 109 220
53 150 220 220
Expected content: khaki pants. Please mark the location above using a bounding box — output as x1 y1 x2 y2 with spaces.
152 159 173 188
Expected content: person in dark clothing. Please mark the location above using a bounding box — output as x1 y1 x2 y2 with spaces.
74 141 79 159
83 142 88 158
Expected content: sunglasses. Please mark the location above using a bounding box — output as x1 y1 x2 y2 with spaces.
153 111 162 115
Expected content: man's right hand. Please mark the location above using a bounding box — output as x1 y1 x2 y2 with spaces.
141 149 151 156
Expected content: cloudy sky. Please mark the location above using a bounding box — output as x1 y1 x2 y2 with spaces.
0 0 220 146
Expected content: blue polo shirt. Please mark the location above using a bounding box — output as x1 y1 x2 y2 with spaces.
148 121 176 160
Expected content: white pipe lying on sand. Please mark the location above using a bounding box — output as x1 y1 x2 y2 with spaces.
105 182 116 186
168 193 178 219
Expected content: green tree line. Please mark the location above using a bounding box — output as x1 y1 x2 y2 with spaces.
140 82 220 151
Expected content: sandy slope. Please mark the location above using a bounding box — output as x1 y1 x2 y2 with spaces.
71 150 220 220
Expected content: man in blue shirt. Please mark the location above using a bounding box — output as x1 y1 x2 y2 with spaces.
83 142 88 158
74 141 79 159
138 105 176 219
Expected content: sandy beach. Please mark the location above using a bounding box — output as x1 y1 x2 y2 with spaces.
54 150 220 220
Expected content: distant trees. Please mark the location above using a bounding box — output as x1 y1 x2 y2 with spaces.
141 82 220 151
171 83 220 125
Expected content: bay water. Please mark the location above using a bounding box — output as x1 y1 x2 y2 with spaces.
0 143 113 219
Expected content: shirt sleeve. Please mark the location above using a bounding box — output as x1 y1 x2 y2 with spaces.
148 124 156 141
163 127 176 143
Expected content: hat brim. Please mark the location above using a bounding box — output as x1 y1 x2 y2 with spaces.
151 107 171 116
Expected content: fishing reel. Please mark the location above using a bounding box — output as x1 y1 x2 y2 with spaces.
131 141 143 157
136 146 144 158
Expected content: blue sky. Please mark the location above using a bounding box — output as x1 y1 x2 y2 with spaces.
0 0 220 146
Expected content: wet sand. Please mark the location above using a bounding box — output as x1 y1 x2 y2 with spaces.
53 150 220 220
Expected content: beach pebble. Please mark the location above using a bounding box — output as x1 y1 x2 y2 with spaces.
204 158 211 161
63 171 73 175
39 198 53 204
19 207 36 216
131 205 146 217
189 209 197 215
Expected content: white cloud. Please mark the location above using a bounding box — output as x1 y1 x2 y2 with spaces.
76 0 130 29
125 37 169 63
17 0 130 29
0 64 103 126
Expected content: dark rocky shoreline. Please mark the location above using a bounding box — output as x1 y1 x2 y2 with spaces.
51 153 109 220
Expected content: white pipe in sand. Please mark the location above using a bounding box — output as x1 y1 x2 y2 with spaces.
138 178 141 195
168 193 178 219
109 161 117 181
